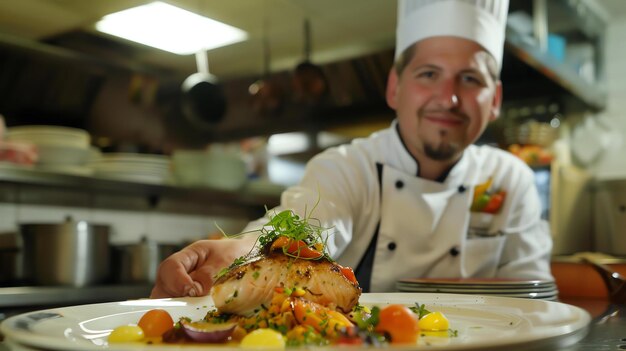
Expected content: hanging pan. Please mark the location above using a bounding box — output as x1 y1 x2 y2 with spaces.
181 50 227 127
249 19 284 116
292 18 329 106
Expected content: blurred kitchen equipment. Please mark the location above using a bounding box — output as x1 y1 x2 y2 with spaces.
579 254 626 304
500 119 559 148
89 152 171 184
396 278 559 300
5 125 92 175
20 217 110 286
181 50 227 127
570 115 617 167
249 19 284 117
172 148 247 190
292 19 329 106
550 161 593 255
0 232 24 285
111 236 180 284
593 178 626 256
0 141 38 166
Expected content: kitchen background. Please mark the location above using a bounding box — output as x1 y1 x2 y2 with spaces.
0 0 625 317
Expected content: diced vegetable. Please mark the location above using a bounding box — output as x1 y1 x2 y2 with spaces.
291 297 353 337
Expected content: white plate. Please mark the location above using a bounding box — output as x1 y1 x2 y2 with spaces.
6 125 90 148
0 293 590 351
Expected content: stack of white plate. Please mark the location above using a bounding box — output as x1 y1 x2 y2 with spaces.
5 125 92 175
396 278 559 301
89 153 171 184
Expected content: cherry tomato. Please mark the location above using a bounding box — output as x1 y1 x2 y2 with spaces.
108 325 144 343
338 264 357 284
374 304 419 344
240 328 285 348
270 237 323 259
137 309 174 337
418 311 449 331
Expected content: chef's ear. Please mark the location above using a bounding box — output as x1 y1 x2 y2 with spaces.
386 68 399 110
489 81 503 121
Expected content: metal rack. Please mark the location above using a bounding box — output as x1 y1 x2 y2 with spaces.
0 166 280 218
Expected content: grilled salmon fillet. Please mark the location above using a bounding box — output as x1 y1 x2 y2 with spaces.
211 252 361 316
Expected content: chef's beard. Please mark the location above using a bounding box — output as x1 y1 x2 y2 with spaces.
423 130 460 161
418 108 466 161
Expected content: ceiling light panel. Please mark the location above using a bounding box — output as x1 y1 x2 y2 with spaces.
95 1 248 55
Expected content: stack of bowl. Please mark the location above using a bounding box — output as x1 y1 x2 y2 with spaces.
89 153 171 184
172 150 247 191
5 125 92 175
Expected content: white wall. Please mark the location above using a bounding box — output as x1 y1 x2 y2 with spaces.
587 14 626 178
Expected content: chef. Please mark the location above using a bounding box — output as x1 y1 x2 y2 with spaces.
151 0 553 298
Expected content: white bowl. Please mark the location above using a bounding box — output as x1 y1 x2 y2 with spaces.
36 144 90 166
172 150 247 191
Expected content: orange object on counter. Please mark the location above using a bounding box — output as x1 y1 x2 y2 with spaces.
551 261 626 299
507 144 553 166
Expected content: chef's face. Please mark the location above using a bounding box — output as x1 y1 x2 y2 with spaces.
386 36 502 163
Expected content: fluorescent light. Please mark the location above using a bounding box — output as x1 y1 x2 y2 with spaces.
95 1 248 55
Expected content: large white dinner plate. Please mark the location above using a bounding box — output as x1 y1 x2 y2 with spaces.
0 293 590 351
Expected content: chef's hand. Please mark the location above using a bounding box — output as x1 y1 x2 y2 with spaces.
150 235 256 298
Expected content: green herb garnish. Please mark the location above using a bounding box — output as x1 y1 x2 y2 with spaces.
213 193 334 280
409 303 431 319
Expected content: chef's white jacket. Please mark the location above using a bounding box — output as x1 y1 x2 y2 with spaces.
246 120 553 292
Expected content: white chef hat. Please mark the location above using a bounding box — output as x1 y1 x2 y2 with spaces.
395 0 510 69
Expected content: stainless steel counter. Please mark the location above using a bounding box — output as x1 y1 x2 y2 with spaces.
554 298 626 351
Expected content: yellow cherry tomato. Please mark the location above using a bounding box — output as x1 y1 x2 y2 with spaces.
240 328 285 348
108 325 145 343
418 311 449 331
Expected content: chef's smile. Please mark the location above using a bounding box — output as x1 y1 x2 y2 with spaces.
422 111 467 128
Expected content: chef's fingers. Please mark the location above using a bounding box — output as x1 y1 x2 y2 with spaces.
150 236 258 298
184 239 241 296
150 246 202 298
184 237 259 296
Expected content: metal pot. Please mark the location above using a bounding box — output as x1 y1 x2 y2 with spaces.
112 237 180 284
20 217 110 287
0 232 23 285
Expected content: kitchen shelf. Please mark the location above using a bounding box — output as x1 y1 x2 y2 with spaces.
504 27 606 111
0 166 281 218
